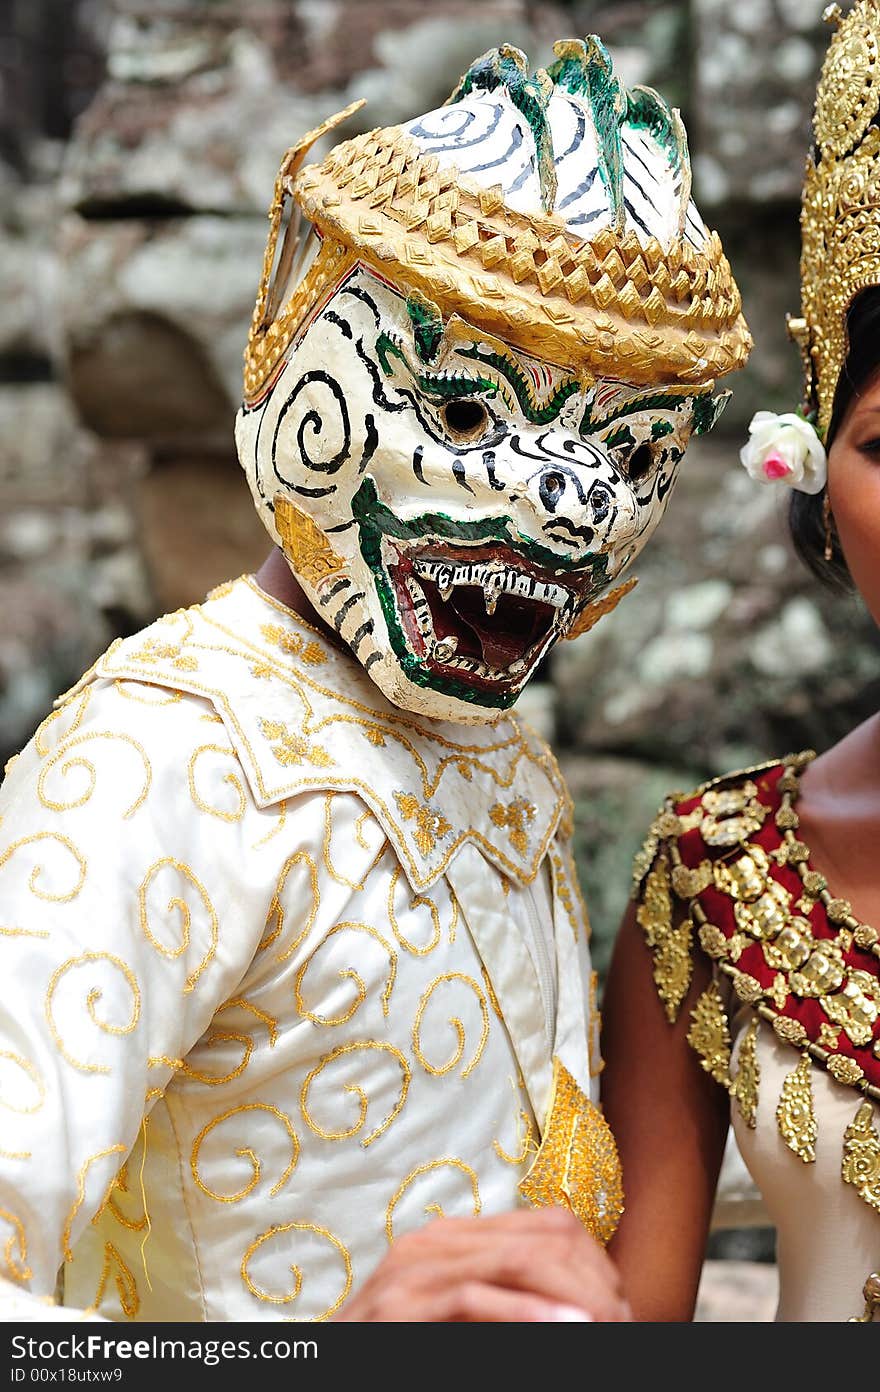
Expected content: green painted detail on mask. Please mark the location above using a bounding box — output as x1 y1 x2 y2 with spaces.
605 424 636 451
459 346 580 424
580 390 694 436
447 44 557 212
548 36 627 233
651 419 674 441
376 330 498 402
351 477 608 709
693 390 730 437
627 85 692 234
406 292 444 366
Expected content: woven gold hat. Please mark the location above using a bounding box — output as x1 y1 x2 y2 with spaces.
244 40 752 404
789 0 880 438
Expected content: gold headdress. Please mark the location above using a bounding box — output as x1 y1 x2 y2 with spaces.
243 40 751 404
790 0 880 438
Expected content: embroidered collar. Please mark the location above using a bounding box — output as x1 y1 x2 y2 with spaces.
74 575 571 892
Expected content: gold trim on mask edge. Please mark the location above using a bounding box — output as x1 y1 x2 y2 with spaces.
244 113 752 403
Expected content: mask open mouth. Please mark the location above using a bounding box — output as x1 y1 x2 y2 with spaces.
387 543 580 689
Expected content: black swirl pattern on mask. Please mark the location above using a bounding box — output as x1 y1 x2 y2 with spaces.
408 102 504 153
272 370 351 498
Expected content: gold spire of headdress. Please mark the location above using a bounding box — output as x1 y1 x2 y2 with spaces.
789 0 880 438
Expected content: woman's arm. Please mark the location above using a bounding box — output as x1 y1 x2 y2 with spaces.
601 902 730 1321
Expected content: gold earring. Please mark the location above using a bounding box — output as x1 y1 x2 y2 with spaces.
822 491 834 563
565 577 638 640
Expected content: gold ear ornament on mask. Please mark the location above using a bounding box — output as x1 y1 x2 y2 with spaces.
565 577 638 640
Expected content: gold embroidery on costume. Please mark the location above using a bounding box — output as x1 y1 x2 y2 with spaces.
687 982 731 1086
192 1104 300 1202
842 1101 880 1214
37 733 152 819
322 796 386 891
412 974 490 1078
63 1145 127 1260
730 1017 760 1129
295 922 397 1023
259 621 327 666
187 744 247 823
519 1058 623 1245
776 1053 817 1164
241 1221 352 1319
0 1208 32 1283
104 1161 148 1234
260 718 334 769
387 867 442 956
0 832 87 906
88 1242 139 1319
262 849 320 958
137 858 218 993
393 792 452 855
0 1051 45 1115
45 952 140 1074
488 798 537 854
300 1041 410 1146
385 1159 481 1243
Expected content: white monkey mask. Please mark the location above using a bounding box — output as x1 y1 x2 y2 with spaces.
236 38 751 724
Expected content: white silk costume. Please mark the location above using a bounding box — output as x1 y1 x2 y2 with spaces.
0 576 604 1322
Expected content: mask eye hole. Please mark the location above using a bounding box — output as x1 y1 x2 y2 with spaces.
440 398 489 442
624 442 654 483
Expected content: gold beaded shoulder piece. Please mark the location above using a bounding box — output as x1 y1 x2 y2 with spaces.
632 750 880 1218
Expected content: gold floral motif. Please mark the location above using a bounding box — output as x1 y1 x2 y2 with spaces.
386 1159 481 1243
698 923 728 959
241 1221 352 1319
826 1054 865 1086
732 972 763 1005
393 792 452 856
260 717 334 770
821 972 880 1047
827 896 854 924
734 880 791 941
300 1041 410 1146
789 938 846 999
842 1101 880 1214
671 860 714 900
713 847 770 903
636 855 694 1023
518 1058 623 1246
818 1022 842 1051
191 1103 300 1202
730 1018 760 1129
776 1052 817 1163
295 922 397 1024
488 797 536 854
412 974 490 1078
769 973 789 1011
772 1015 808 1047
259 621 327 666
702 783 759 817
687 982 732 1086
763 918 814 973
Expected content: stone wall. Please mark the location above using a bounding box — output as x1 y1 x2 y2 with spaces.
3 0 878 974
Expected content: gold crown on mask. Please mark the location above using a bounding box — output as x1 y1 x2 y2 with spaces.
789 0 880 438
243 41 752 404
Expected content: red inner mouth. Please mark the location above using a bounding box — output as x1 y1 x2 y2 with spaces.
389 547 563 681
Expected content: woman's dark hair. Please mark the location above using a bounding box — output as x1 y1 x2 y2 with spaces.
789 286 880 589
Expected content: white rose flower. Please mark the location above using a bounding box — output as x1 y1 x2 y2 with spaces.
739 411 827 495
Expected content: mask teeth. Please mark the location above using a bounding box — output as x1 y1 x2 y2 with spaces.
432 636 459 662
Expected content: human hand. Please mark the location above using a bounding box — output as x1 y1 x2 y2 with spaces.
335 1207 632 1322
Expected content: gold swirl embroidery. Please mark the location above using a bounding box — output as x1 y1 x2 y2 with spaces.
104 1161 148 1233
494 1079 537 1167
113 680 181 707
0 1051 45 1115
33 687 92 757
0 832 87 911
178 998 275 1086
387 867 442 956
88 1241 139 1318
385 1159 481 1243
45 953 140 1074
252 798 287 848
322 796 386 891
261 851 320 959
0 1207 31 1283
37 732 152 819
301 1041 411 1146
63 1145 127 1260
187 743 247 823
191 1103 300 1203
137 858 218 993
295 922 396 1024
412 974 490 1079
241 1222 352 1319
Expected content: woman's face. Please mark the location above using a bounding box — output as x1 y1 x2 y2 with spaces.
828 364 880 626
